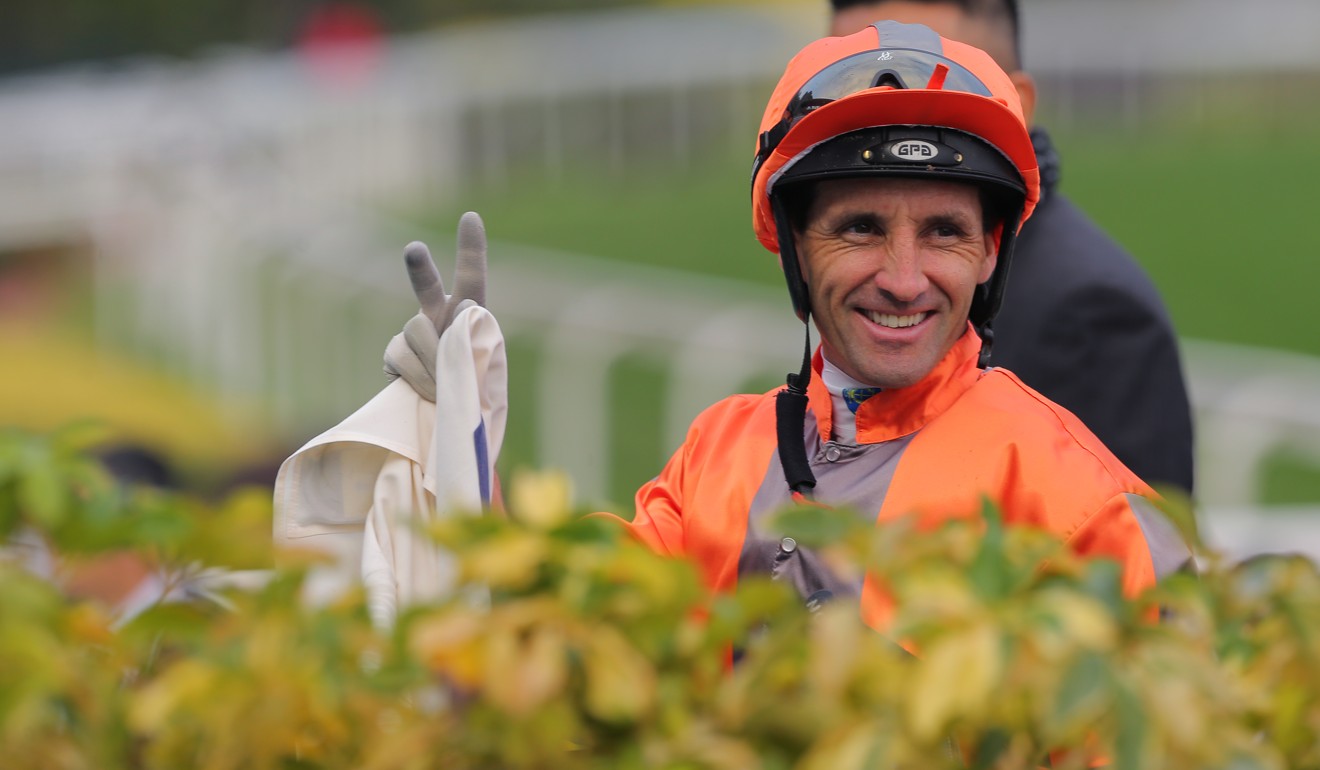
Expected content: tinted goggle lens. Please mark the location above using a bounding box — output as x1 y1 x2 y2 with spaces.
755 48 994 177
787 48 991 116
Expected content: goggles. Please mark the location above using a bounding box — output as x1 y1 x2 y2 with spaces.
753 47 995 182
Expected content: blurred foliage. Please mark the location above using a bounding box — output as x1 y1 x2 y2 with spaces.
4 425 1320 768
0 328 278 493
0 0 654 74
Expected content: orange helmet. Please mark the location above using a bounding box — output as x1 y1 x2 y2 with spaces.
755 23 1042 498
751 21 1040 338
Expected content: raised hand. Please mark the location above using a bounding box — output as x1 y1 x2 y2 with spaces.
384 212 488 401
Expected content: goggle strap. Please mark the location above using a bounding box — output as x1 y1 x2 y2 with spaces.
871 20 945 54
753 122 791 183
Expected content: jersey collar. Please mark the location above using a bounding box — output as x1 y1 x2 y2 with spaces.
807 324 985 445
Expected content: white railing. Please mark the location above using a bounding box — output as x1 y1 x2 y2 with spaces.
1184 340 1320 561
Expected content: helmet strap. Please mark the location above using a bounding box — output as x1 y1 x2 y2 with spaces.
771 192 819 497
970 207 1023 368
777 320 818 498
772 196 812 321
977 323 995 368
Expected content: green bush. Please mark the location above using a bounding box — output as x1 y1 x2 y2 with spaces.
2 426 1319 769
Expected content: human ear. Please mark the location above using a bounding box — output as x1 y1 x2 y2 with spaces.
1010 70 1037 126
979 229 999 284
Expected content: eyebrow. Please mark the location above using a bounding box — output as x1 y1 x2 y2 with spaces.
814 206 980 231
924 211 980 230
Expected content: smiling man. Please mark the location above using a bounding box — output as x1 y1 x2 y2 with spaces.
594 21 1190 623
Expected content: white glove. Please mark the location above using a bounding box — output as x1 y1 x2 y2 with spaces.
383 211 487 401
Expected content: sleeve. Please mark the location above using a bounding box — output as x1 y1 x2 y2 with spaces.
361 453 450 630
1034 285 1195 496
598 438 693 558
1065 492 1191 598
273 441 390 605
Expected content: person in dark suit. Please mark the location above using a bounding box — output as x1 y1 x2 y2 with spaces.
830 0 1195 496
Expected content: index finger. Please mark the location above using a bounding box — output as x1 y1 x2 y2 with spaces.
403 241 447 321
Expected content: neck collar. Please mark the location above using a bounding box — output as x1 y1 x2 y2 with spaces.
807 325 985 444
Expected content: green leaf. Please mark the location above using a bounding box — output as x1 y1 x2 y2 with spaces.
18 463 69 530
48 419 115 456
0 481 19 539
1051 652 1113 737
767 503 866 548
556 514 627 545
1150 490 1201 552
969 728 1011 770
1221 751 1281 770
1079 558 1126 617
1113 683 1148 770
967 499 1010 601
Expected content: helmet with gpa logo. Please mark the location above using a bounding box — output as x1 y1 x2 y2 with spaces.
754 22 1042 499
750 20 1040 341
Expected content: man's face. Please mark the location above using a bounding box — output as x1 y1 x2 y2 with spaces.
794 176 996 388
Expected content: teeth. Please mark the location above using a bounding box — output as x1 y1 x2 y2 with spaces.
866 310 927 328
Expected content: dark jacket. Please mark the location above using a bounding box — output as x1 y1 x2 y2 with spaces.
990 127 1194 495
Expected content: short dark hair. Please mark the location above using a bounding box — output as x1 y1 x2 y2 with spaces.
830 0 1021 69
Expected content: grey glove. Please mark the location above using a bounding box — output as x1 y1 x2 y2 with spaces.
383 211 487 401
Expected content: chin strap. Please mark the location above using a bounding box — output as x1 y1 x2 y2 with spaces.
976 322 995 368
776 320 818 498
970 207 1022 370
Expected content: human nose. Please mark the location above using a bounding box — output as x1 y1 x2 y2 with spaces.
871 236 929 303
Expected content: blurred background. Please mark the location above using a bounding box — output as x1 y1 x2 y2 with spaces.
3 0 1319 559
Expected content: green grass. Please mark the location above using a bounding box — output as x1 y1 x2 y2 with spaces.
420 153 772 286
1059 122 1320 357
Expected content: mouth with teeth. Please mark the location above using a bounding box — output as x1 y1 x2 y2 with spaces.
863 310 930 329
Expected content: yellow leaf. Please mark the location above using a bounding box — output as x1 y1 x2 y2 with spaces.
799 721 889 770
1041 590 1117 652
464 532 548 588
484 624 568 716
808 603 863 699
893 568 979 625
682 729 763 770
907 621 1001 742
63 601 115 646
409 611 486 689
128 659 220 734
582 626 656 723
1146 675 1204 749
509 470 574 529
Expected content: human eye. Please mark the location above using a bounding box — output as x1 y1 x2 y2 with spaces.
928 220 969 240
839 217 880 238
